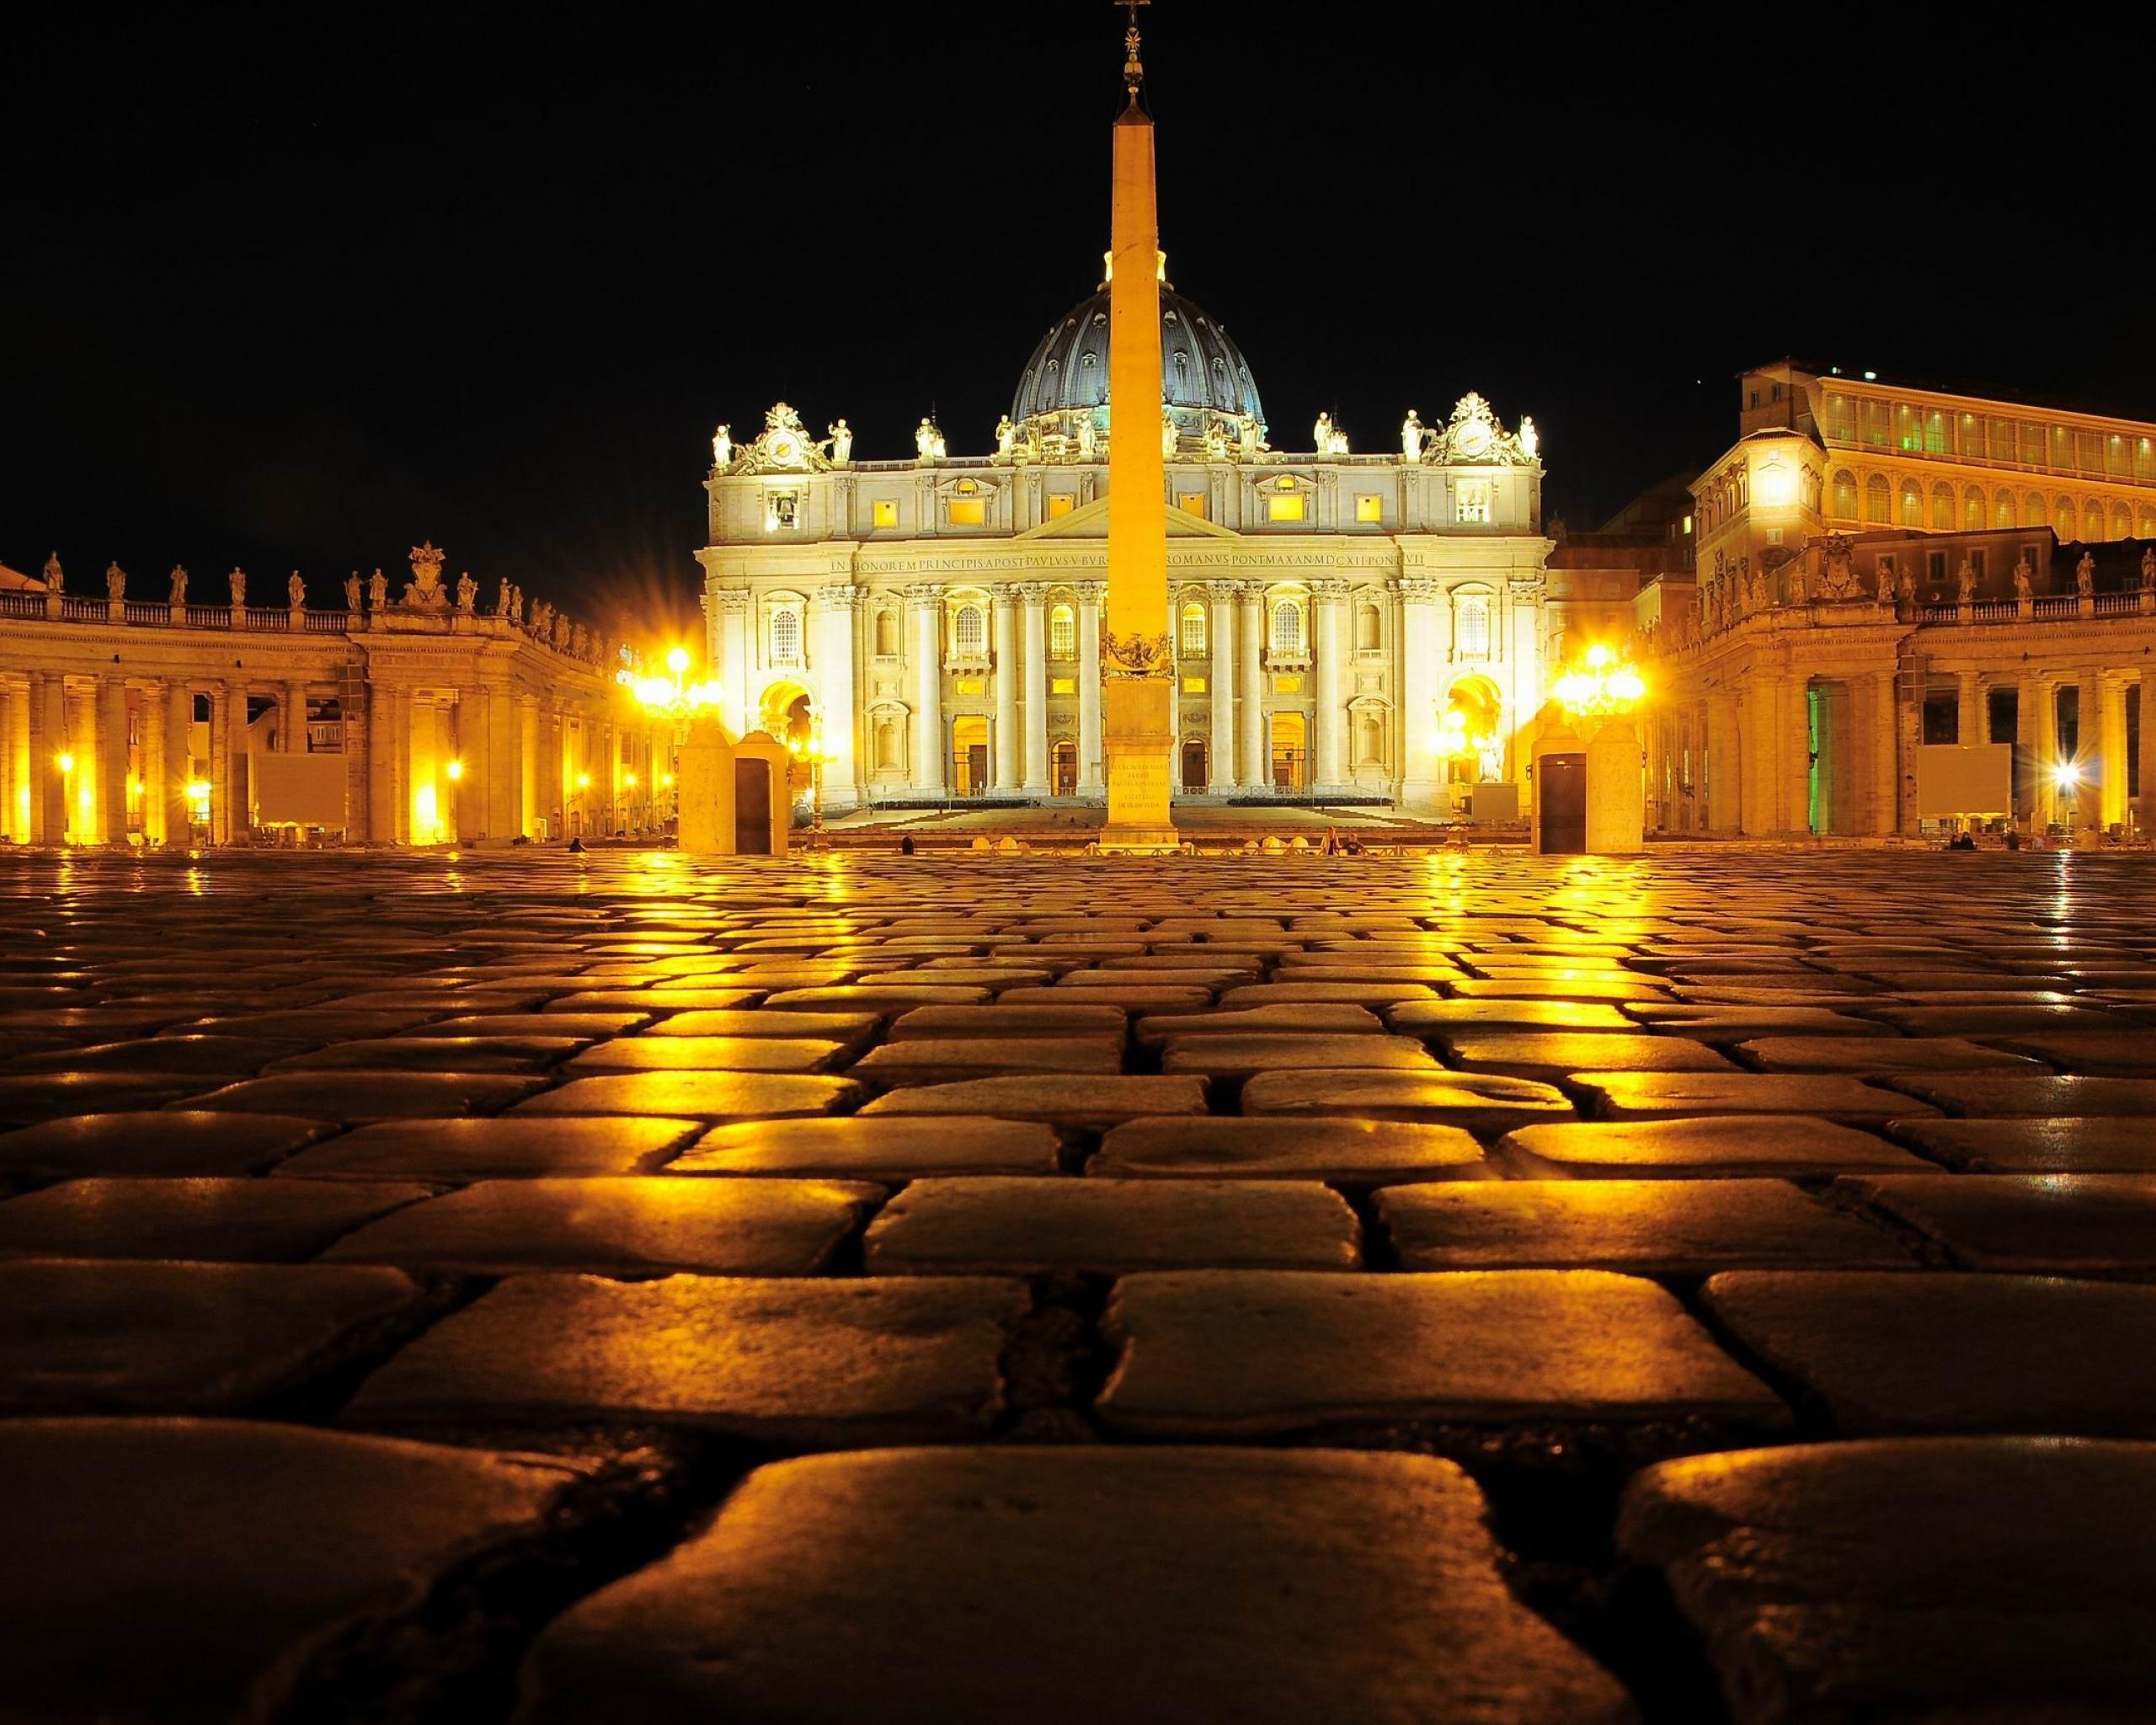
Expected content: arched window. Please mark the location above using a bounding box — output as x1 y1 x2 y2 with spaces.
874 608 899 657
1865 474 1891 523
771 606 801 665
874 718 900 771
2111 504 2133 542
1355 712 1385 766
1051 604 1075 660
1994 489 2016 529
1456 595 1491 657
1270 599 1303 656
1355 603 1381 651
1930 483 1954 530
2055 497 2078 538
1180 603 1207 656
1963 487 1986 531
2137 505 2156 538
2023 493 2048 529
1899 480 1923 526
2081 499 2105 542
954 604 985 655
1831 469 1858 520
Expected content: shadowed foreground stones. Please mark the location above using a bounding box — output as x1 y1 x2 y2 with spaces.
1569 1072 1938 1125
273 1116 704 1181
344 1274 1022 1443
863 1178 1360 1274
1840 1172 2156 1272
0 1418 585 1725
857 1074 1208 1127
0 1177 432 1262
1098 1270 1785 1436
521 1447 1636 1725
0 1110 331 1178
320 1178 883 1276
1496 1117 1933 1179
1619 1438 2156 1723
0 1259 419 1413
1703 1271 2156 1434
1886 1115 2156 1172
510 1071 861 1121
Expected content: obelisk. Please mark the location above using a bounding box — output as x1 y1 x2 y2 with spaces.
1098 5 1178 852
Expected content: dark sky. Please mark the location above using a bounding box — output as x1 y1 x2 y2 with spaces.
10 3 2155 622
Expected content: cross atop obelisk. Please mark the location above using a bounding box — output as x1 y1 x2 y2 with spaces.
1097 0 1178 852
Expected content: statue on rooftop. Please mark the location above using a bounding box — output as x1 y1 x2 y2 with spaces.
712 425 732 468
1401 410 1424 462
995 415 1017 459
1161 410 1177 459
2014 558 2033 601
510 585 524 623
2142 547 2156 590
829 419 852 464
1518 415 1540 461
2077 551 2096 597
456 569 477 612
344 570 361 612
1956 558 1976 604
496 575 512 616
1315 412 1334 453
228 567 248 608
1076 414 1097 461
43 553 62 594
105 561 125 601
170 565 189 606
368 568 388 611
1204 419 1229 460
916 417 940 461
287 570 306 609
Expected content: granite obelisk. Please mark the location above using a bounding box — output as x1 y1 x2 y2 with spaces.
1098 7 1178 852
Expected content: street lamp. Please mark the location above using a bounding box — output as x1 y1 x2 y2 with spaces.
1553 644 1647 719
789 718 837 845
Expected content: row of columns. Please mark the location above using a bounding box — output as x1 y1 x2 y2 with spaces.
910 581 1107 798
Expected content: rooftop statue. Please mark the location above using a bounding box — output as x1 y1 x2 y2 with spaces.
1956 559 1976 604
2143 547 2156 590
712 425 732 467
43 553 62 595
1401 410 1424 462
105 561 125 601
1076 414 1097 461
2077 551 2096 596
171 565 189 606
1518 415 1540 460
995 415 1017 459
829 419 852 464
496 575 513 616
1203 420 1229 460
456 569 477 612
229 567 248 608
2014 559 2033 601
369 568 388 611
344 571 362 612
407 541 449 609
288 570 307 609
1161 410 1177 458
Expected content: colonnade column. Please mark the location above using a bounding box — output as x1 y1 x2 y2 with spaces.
0 682 16 842
1237 585 1266 790
908 585 945 793
2080 672 2111 831
714 591 751 740
2142 670 2156 836
814 583 860 808
1075 580 1104 795
285 681 307 752
990 584 1020 791
2019 674 2052 830
1396 579 1441 809
163 684 193 844
1956 672 1984 746
1705 689 1741 832
1020 583 1049 794
1894 670 1924 836
1206 580 1237 793
97 679 129 844
1312 579 1348 793
29 673 66 843
1784 676 1813 835
2100 675 2130 830
136 682 163 846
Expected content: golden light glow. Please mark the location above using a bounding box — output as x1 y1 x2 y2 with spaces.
185 779 211 803
56 753 74 773
624 772 638 788
665 646 691 676
1756 457 1794 507
2054 761 2084 789
1554 649 1647 718
659 772 675 788
445 759 464 782
577 772 591 788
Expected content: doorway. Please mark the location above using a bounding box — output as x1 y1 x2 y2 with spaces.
734 758 772 853
1182 740 1207 793
952 715 990 796
1054 740 1077 797
1268 712 1306 791
1538 752 1586 853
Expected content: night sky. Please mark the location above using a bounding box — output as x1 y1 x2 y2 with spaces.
10 3 2154 627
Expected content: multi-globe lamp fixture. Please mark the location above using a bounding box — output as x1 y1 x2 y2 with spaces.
1553 644 1647 719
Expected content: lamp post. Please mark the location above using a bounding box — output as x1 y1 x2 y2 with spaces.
789 718 835 847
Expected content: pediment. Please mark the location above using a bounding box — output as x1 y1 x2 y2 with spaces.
1017 495 1241 542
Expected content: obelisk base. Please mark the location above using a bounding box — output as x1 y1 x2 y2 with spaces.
1098 677 1180 852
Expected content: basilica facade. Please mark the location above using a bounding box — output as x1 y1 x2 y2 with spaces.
695 263 1560 815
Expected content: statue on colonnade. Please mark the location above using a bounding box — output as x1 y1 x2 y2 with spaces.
344 571 361 612
369 568 388 611
105 561 125 601
287 571 306 609
170 565 189 606
229 567 248 608
43 553 63 594
456 570 478 612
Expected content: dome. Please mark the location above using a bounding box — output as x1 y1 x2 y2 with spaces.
1011 281 1266 432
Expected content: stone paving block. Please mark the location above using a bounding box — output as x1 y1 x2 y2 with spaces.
344 1273 1021 1442
0 1110 333 1178
1887 1116 2156 1172
1388 998 1639 1033
1380 1180 1913 1275
1570 1072 1938 1125
1240 1069 1575 1130
563 1035 849 1074
1091 1116 1491 1184
859 1075 1209 1128
1734 1034 2047 1075
1438 1031 1737 1077
0 1418 586 1725
0 1072 218 1124
646 1009 877 1047
761 985 993 1010
0 1258 419 1413
1215 981 1442 1007
863 1177 1360 1274
1618 1436 2156 1725
3 1034 299 1076
275 1116 701 1181
1619 1003 1897 1042
887 1003 1128 1042
410 1012 652 1039
180 1071 547 1124
1860 1002 2130 1035
1100 1268 1785 1436
1449 977 1671 1002
0 1177 432 1262
547 988 766 1014
847 1036 1125 1086
672 1117 1063 1180
1160 1033 1439 1079
995 983 1215 1012
1703 1270 2156 1434
1889 1074 2156 1116
510 1072 861 1122
520 1446 1634 1725
1133 1002 1385 1044
1497 1116 1935 1179
267 1034 589 1073
321 1177 881 1276
1839 1173 2156 1273
187 1007 448 1043
1982 1029 2156 1077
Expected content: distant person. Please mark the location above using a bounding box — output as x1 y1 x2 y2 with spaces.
2005 830 2022 851
899 834 915 856
566 836 586 854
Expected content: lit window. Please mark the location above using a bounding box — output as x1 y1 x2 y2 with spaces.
1681 513 1694 533
1270 601 1303 656
1355 494 1382 523
1273 674 1303 694
1177 493 1208 518
1180 603 1207 656
873 499 898 528
953 677 984 697
1456 595 1491 656
771 607 801 664
947 498 985 526
1050 677 1076 695
1050 605 1075 659
1182 677 1206 694
1455 480 1490 524
1267 493 1305 522
766 491 800 530
953 605 985 655
1047 494 1075 518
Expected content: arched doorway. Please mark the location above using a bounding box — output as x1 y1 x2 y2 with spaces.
1440 676 1504 783
1269 713 1306 791
952 715 990 795
1053 740 1077 797
759 682 815 798
1181 740 1207 793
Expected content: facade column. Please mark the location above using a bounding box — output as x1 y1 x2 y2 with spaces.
1784 676 1813 835
2141 670 2156 836
1075 580 1104 795
1206 580 1238 792
907 584 945 793
366 681 396 842
285 681 307 752
164 683 194 844
0 681 16 842
1705 688 1741 832
2017 674 2052 830
2080 672 2112 831
1238 584 1266 789
1894 670 1924 836
714 590 751 740
990 584 1020 791
205 685 227 843
814 584 860 809
2100 674 2130 830
1397 579 1441 808
1312 579 1348 793
136 682 163 846
97 679 129 844
1737 677 1773 836
1020 582 1049 794
29 674 67 843
1956 672 1983 746
484 685 519 840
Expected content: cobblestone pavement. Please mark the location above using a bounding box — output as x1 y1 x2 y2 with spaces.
5 845 2156 1723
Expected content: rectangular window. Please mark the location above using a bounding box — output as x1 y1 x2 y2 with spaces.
2020 424 2045 465
2079 430 2105 475
1046 494 1075 518
1182 677 1206 694
1273 675 1303 694
766 492 800 530
1969 550 1985 580
953 677 984 697
872 499 898 528
1050 677 1075 696
1927 551 1946 584
1456 596 1491 656
1266 494 1305 522
946 499 985 526
2052 426 2073 469
1455 480 1491 524
1177 493 1208 518
1990 419 2015 462
1766 526 1783 544
1355 494 1382 522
